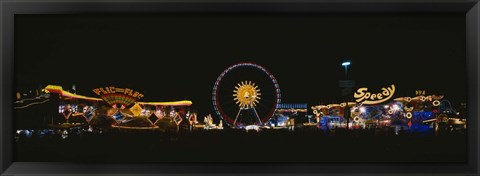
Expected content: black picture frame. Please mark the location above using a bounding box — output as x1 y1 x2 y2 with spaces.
1 0 479 175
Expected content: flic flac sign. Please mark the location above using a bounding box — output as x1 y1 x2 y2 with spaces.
92 86 144 99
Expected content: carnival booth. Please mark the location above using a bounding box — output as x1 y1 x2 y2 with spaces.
43 85 192 131
309 84 465 133
265 103 307 129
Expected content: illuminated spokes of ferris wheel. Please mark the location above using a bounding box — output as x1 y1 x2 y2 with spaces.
212 62 281 127
232 81 262 126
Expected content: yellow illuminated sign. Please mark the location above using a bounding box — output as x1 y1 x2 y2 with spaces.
354 84 395 105
93 86 144 99
233 81 261 109
129 103 143 116
416 90 426 96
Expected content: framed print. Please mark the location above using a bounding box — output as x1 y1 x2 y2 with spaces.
1 0 479 175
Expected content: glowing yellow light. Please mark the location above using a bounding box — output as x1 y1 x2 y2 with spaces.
433 100 441 106
415 90 426 96
353 116 360 122
111 125 159 129
137 100 192 106
325 104 341 109
188 113 197 125
404 106 413 112
406 112 412 119
233 81 261 108
394 97 411 102
44 85 102 101
319 105 328 109
129 103 143 116
432 95 444 100
354 84 395 105
337 102 358 108
420 96 426 101
426 96 433 101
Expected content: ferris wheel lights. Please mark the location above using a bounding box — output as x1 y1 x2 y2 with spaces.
213 63 281 125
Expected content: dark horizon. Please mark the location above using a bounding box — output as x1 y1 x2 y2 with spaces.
14 14 467 118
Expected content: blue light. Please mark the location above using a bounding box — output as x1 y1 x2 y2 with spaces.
113 111 125 121
341 61 351 66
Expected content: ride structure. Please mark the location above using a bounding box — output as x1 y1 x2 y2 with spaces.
212 62 281 127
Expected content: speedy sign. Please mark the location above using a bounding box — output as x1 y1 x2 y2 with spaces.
354 84 395 105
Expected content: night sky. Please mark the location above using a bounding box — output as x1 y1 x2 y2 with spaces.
14 14 466 118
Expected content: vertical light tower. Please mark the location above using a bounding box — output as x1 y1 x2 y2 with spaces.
341 61 351 130
342 61 351 79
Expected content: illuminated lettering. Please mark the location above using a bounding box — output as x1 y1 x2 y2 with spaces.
109 87 115 93
93 89 101 95
92 86 143 101
354 84 395 105
116 88 124 93
99 88 107 94
416 90 426 96
124 88 133 96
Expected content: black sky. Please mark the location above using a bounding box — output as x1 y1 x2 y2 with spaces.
14 14 466 117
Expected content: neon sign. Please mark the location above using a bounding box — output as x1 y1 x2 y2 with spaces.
354 84 395 105
93 86 144 99
416 90 426 96
92 86 144 107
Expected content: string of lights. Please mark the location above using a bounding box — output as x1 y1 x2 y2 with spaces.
14 99 50 109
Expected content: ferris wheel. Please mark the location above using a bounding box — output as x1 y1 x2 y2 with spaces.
212 63 281 127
